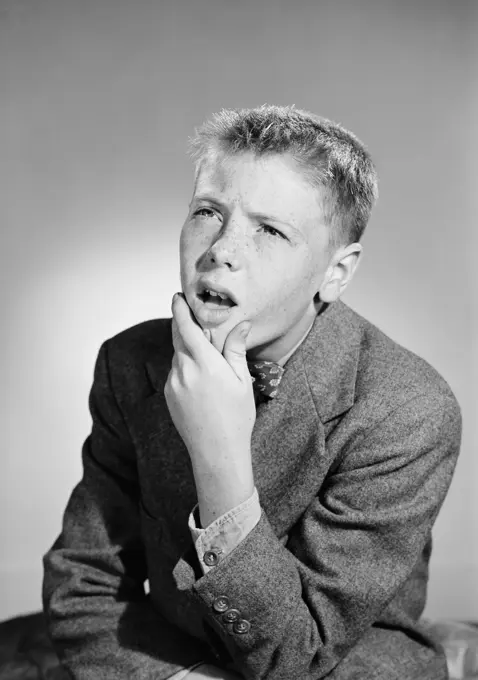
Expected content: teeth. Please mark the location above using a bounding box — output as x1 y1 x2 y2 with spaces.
206 289 228 300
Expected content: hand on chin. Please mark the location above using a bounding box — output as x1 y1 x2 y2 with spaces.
186 291 250 355
207 325 231 354
207 322 254 357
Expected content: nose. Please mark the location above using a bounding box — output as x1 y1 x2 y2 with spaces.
206 219 246 270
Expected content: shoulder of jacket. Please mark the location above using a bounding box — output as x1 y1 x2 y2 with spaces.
98 318 172 394
339 302 459 409
106 317 170 355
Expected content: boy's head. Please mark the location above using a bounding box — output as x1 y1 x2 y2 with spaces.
179 105 378 361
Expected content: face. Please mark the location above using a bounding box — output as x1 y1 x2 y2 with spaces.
179 151 336 361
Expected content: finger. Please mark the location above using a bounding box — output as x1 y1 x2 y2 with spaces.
208 327 225 354
172 292 212 362
171 314 189 358
222 322 251 382
171 349 180 372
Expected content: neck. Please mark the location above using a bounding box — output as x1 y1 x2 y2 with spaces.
247 303 325 366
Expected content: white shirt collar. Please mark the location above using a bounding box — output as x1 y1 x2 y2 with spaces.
276 317 316 367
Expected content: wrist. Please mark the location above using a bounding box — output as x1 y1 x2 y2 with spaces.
193 467 254 529
197 484 255 528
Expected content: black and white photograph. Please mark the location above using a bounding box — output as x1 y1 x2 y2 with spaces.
1 1 476 678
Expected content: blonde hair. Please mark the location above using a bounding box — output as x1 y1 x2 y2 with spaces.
189 104 378 248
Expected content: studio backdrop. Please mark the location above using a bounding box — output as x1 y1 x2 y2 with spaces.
1 0 476 620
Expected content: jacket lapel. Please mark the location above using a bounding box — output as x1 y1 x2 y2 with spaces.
249 300 361 537
292 299 361 424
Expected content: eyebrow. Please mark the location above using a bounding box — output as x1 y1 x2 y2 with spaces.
191 195 301 235
250 212 301 235
190 194 224 208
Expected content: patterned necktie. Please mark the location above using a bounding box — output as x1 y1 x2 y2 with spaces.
247 360 285 400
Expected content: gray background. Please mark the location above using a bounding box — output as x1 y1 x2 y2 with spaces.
1 0 476 620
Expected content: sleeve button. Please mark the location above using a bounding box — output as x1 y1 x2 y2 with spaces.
212 596 230 613
222 608 241 624
203 550 219 567
233 619 251 634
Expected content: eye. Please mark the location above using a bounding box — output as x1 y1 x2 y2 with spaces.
260 224 286 239
193 207 218 219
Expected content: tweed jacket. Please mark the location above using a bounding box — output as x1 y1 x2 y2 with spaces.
42 300 462 680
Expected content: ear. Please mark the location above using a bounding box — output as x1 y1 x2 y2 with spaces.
318 243 363 303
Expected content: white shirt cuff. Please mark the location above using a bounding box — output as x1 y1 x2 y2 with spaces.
188 487 261 574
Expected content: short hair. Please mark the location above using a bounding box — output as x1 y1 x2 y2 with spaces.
188 104 378 249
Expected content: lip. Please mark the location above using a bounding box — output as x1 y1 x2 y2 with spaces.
196 279 239 306
194 293 237 325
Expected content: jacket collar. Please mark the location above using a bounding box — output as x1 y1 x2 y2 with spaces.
272 299 361 423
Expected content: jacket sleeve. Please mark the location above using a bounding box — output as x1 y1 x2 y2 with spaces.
42 341 213 680
189 487 262 575
188 392 462 680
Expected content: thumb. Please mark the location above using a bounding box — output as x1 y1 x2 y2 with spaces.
222 322 252 379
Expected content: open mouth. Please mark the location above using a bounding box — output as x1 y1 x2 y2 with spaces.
197 291 237 308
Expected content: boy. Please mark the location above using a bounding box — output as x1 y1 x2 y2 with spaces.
43 105 461 679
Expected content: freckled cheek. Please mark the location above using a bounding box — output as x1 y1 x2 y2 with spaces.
247 276 294 321
263 270 316 322
181 230 213 263
262 262 303 298
179 233 203 275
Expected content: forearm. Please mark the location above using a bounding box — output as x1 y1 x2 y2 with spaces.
191 511 327 679
187 395 462 680
189 447 254 528
43 549 211 680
